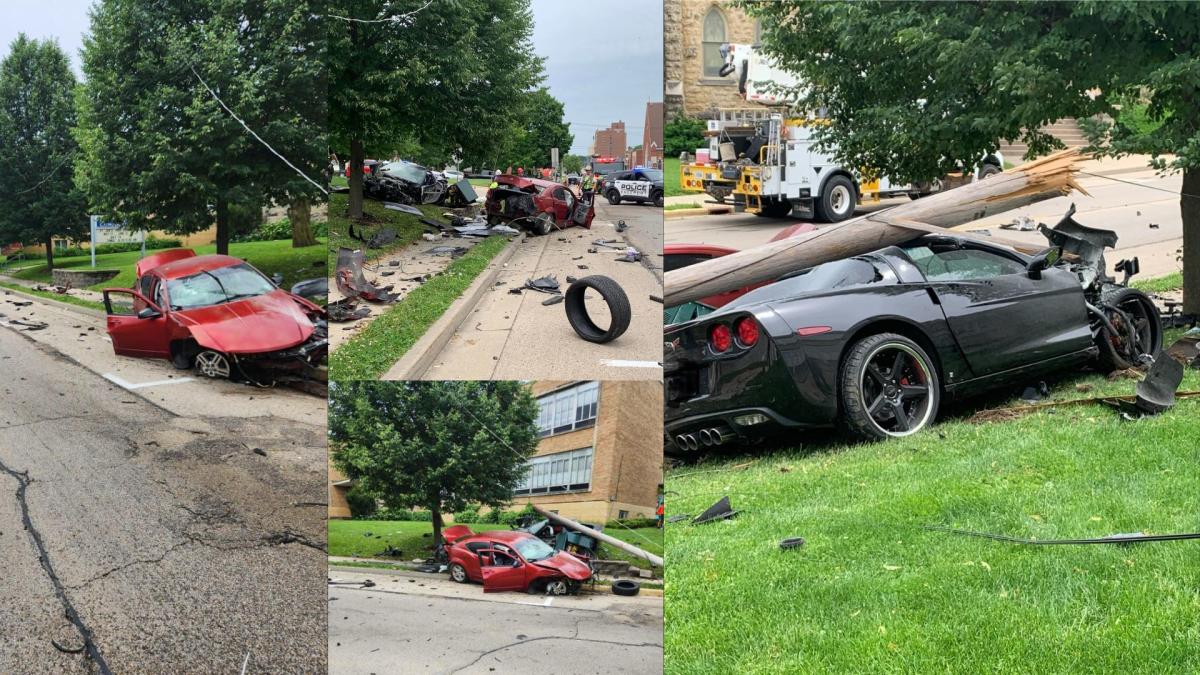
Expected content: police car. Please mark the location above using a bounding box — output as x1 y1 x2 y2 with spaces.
602 168 664 207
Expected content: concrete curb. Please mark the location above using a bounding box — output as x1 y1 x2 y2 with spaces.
0 284 106 319
383 234 525 380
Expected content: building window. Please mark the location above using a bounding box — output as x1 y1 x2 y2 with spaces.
619 510 629 519
514 447 594 496
702 7 727 77
536 381 599 437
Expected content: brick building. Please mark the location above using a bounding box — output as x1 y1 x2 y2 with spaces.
592 121 627 159
327 381 663 523
520 381 662 523
664 0 760 119
642 102 665 167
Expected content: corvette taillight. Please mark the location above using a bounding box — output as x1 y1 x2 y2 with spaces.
735 316 759 346
709 323 732 353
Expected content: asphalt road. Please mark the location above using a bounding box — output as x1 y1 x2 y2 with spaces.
594 200 664 282
0 325 328 673
666 164 1184 279
328 569 663 675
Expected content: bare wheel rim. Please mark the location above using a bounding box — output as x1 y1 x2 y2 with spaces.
830 185 851 215
859 343 934 437
547 580 568 595
1112 298 1155 360
195 351 231 378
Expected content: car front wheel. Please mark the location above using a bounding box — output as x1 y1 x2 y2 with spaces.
449 563 468 583
606 189 621 205
840 333 940 440
194 350 232 379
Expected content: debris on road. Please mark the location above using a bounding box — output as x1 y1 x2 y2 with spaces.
779 537 806 550
1112 353 1184 418
524 275 560 294
565 275 631 343
383 201 424 216
1001 215 1038 231
426 246 468 258
925 524 1200 546
541 295 564 306
611 579 641 596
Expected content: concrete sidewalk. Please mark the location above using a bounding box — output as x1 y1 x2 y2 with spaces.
394 219 663 381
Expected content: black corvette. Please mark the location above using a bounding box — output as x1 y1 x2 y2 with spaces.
664 207 1162 446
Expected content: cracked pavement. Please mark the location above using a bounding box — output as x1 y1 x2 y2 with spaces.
328 569 663 674
0 324 327 673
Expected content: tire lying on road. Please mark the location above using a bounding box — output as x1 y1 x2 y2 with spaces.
611 579 640 596
565 275 632 344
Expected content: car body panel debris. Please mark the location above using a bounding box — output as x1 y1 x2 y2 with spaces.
327 298 372 322
335 247 399 302
443 527 592 594
1116 352 1184 417
524 275 560 294
926 525 1200 545
692 496 738 524
102 249 327 386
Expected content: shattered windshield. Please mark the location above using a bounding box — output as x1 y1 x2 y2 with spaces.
166 263 276 310
731 257 890 307
379 162 428 184
513 537 556 562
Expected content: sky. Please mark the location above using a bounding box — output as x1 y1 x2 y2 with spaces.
529 0 663 156
0 1 665 156
0 2 92 76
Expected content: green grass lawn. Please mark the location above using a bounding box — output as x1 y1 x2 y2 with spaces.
1132 270 1184 294
665 328 1200 673
327 193 447 269
665 202 702 211
664 157 684 197
5 238 326 291
330 234 512 380
0 282 105 312
330 518 663 574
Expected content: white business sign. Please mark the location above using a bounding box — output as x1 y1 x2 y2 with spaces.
90 215 146 267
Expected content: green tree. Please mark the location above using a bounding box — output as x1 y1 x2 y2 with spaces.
328 0 544 219
329 381 539 546
562 154 585 175
0 35 88 269
664 115 706 157
494 88 573 171
746 0 1200 313
76 0 327 255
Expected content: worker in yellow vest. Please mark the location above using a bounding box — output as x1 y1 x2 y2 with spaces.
581 168 596 202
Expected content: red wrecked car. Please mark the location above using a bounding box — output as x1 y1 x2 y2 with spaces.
443 525 593 595
101 249 327 381
484 175 595 235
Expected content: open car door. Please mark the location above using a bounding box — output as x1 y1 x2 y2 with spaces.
103 289 173 358
478 548 527 593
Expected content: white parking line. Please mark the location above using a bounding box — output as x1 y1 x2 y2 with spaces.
103 373 195 390
601 360 661 368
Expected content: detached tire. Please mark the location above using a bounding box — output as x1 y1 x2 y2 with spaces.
840 333 940 440
565 275 632 343
612 579 640 596
606 189 622 205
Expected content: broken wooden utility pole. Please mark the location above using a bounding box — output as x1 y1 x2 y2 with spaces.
664 149 1088 308
531 505 664 568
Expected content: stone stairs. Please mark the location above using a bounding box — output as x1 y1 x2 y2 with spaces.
999 118 1090 162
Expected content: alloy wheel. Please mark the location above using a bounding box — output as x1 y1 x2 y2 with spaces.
194 350 231 379
859 343 935 436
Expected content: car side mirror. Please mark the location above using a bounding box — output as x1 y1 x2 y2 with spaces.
137 306 162 320
1027 247 1061 280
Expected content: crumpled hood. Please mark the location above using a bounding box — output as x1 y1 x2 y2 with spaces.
532 551 592 580
174 290 315 354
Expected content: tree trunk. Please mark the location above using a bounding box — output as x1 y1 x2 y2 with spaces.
349 137 364 220
289 196 317 248
44 234 54 272
664 149 1086 307
215 197 230 256
430 504 444 547
1182 166 1199 316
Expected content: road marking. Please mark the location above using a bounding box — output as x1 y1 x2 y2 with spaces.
103 373 195 390
601 360 661 368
